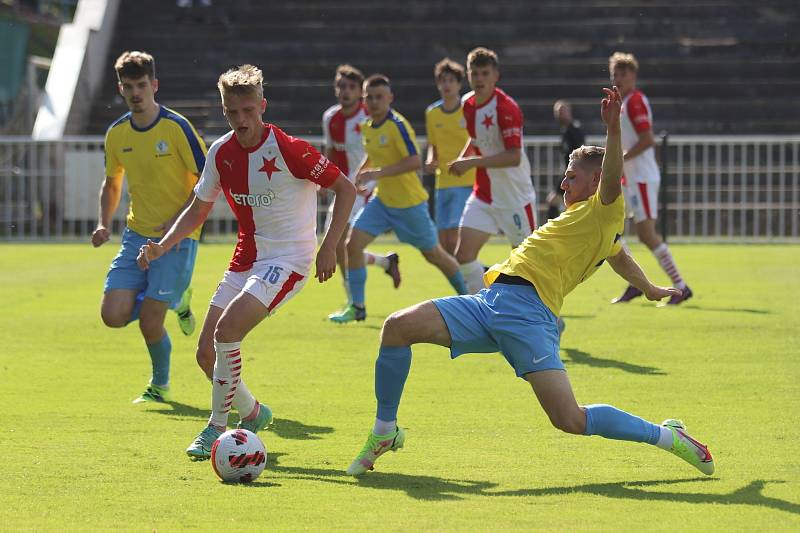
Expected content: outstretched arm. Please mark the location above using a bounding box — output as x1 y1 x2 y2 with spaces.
606 247 681 301
599 86 624 205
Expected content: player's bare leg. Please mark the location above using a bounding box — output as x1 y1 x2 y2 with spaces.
455 226 491 294
439 227 459 256
421 244 467 295
525 369 713 475
99 289 139 328
330 228 375 323
187 293 271 460
347 301 451 475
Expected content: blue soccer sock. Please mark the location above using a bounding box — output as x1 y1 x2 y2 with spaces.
127 291 145 324
348 267 367 306
448 271 468 295
375 345 412 422
147 333 172 387
584 404 661 444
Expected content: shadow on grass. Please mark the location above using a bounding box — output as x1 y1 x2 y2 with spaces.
491 478 800 515
560 314 596 320
264 452 498 500
561 347 667 375
149 400 208 419
259 455 800 513
271 418 334 440
680 305 772 315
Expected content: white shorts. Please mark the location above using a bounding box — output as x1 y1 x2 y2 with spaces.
210 260 308 315
623 181 659 223
459 194 537 247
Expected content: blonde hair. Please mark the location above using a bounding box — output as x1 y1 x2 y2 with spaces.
569 146 606 170
217 64 264 98
608 52 639 73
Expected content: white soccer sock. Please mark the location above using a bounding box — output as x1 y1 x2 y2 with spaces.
373 418 397 436
365 251 389 269
209 340 242 429
655 425 674 450
459 260 485 294
342 274 352 303
652 243 686 289
231 379 257 419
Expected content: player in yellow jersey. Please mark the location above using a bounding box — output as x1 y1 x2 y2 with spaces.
92 51 207 404
424 58 475 255
329 74 467 323
347 87 715 478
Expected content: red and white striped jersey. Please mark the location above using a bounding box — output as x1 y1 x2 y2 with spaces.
195 123 341 272
621 90 660 183
462 87 535 209
322 103 368 181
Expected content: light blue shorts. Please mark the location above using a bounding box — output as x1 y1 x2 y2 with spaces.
104 227 198 308
432 281 563 377
352 197 438 251
435 186 472 230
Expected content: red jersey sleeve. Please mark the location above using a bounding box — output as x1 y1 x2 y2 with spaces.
626 91 652 134
497 97 523 150
274 127 342 188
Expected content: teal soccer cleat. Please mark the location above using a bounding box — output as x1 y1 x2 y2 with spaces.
236 403 274 434
186 424 223 461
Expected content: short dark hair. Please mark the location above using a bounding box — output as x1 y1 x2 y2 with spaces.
335 64 364 86
467 47 499 69
114 51 155 81
364 73 391 90
434 58 465 83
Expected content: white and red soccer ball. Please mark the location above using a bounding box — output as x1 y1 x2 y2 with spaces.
211 429 267 483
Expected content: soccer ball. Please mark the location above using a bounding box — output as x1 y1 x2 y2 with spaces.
211 429 267 483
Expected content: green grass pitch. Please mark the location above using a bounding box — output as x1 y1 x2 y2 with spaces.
0 241 798 531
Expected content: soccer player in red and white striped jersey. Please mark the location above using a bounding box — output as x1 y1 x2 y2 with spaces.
609 52 692 305
448 47 538 294
322 65 399 317
137 65 355 460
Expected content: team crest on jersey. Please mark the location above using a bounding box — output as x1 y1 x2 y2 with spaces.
459 118 466 128
379 135 387 146
156 140 169 154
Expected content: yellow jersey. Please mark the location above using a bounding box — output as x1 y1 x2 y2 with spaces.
105 105 207 240
425 100 474 189
362 109 428 208
484 190 625 315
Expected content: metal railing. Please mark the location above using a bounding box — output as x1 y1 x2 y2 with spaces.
1 135 798 242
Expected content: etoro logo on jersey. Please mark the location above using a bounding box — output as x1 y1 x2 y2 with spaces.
231 190 276 207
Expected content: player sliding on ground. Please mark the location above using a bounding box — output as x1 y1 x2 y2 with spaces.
346 86 714 477
137 65 355 460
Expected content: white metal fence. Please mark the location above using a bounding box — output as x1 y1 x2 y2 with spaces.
1 135 798 241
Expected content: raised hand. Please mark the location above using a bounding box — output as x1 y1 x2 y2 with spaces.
601 86 622 129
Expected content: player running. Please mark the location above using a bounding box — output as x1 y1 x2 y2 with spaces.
346 86 714 478
93 51 206 404
424 58 475 255
608 52 692 305
136 65 355 460
329 74 467 324
448 47 538 294
322 64 400 318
